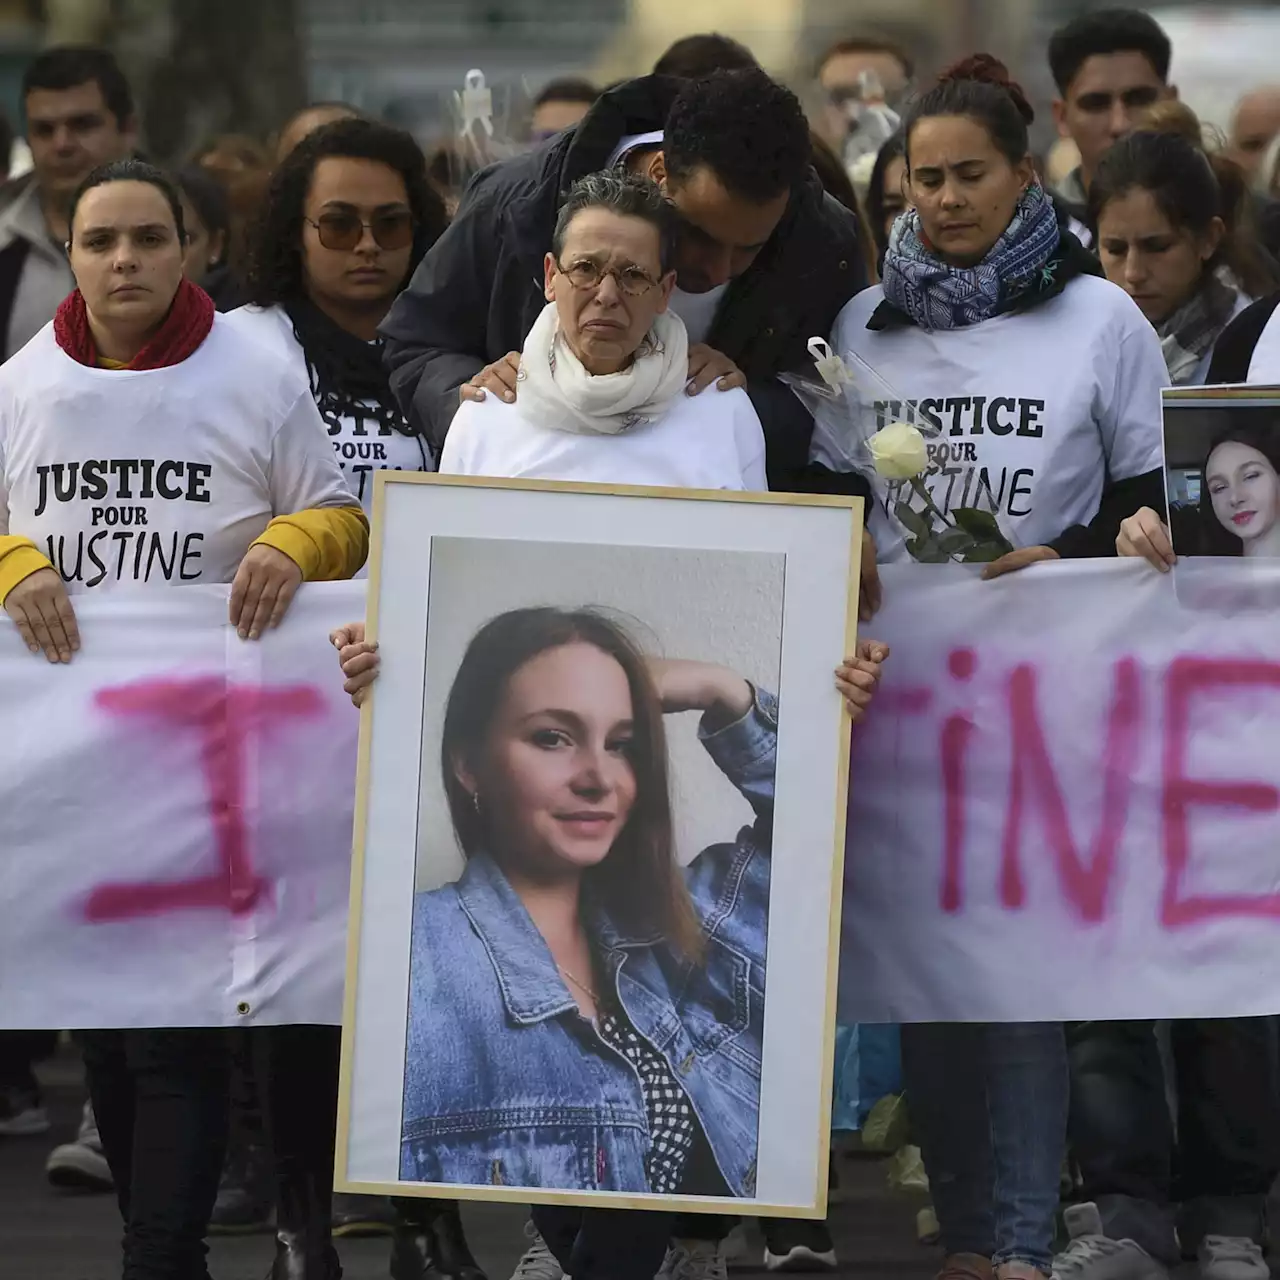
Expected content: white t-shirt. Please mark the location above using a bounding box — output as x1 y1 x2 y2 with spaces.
812 274 1168 560
223 305 432 516
0 318 356 592
1247 301 1280 380
440 386 767 491
605 130 665 169
668 285 728 346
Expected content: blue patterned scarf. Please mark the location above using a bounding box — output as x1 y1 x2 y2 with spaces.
881 183 1061 331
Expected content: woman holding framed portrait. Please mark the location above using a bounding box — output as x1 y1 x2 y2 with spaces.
334 168 884 1280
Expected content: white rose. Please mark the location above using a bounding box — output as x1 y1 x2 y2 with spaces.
867 421 929 480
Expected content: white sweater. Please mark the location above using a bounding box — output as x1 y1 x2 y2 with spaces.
440 385 767 490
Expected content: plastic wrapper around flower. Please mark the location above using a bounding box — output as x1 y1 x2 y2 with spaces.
780 338 933 562
783 337 1017 565
439 69 537 208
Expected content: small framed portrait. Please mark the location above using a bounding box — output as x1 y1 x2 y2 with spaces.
336 474 862 1217
1163 387 1280 558
1162 387 1280 607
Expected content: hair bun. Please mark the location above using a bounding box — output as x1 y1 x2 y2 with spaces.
937 53 1035 127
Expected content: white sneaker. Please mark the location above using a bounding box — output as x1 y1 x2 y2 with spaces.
46 1101 113 1191
1197 1235 1268 1280
1052 1204 1168 1280
658 1239 728 1280
511 1220 566 1280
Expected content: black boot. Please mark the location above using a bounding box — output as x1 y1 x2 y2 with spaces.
271 1230 342 1280
270 1168 342 1280
210 1136 274 1235
390 1200 486 1280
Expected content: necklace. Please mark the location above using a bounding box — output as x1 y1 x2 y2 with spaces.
557 964 600 1004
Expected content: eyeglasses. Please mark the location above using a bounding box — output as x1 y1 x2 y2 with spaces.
305 210 415 251
555 258 661 297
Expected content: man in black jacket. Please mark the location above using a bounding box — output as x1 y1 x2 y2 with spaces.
380 67 869 492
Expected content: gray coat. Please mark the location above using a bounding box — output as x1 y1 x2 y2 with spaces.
0 173 74 362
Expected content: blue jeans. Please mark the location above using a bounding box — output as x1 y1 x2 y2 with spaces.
902 1022 1067 1273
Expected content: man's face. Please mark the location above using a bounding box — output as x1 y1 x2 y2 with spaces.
1053 51 1171 182
26 80 134 203
1229 89 1280 180
663 163 789 294
818 50 909 146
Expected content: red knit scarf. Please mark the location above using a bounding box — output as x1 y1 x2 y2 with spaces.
54 278 216 370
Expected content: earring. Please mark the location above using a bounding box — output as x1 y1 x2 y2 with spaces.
471 790 482 815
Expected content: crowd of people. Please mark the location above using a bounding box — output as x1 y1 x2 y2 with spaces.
2 6 1280 1280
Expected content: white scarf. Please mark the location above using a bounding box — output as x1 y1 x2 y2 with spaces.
516 302 688 436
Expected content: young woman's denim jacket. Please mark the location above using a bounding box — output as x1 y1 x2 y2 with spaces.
400 688 777 1194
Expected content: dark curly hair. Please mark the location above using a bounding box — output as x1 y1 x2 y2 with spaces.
245 118 447 440
246 116 445 308
663 67 811 202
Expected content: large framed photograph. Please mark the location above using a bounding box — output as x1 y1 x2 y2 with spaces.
336 474 862 1217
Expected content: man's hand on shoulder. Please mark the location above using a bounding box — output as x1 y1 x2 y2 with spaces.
460 352 521 405
686 344 746 395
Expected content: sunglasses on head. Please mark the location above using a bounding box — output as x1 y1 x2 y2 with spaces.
305 210 415 251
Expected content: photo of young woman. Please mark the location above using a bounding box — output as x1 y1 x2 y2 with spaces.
337 500 875 1234
398 602 774 1197
1130 402 1280 568
1196 424 1280 556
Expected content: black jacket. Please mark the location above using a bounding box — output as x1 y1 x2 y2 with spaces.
1206 291 1280 384
380 75 869 490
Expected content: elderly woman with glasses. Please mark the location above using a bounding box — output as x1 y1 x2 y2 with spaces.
333 172 784 1280
436 170 767 488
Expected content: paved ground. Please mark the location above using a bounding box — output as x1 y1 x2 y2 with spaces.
3 1050 1272 1279
1 1050 938 1280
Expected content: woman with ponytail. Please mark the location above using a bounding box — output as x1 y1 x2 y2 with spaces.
814 55 1170 1280
1090 125 1275 386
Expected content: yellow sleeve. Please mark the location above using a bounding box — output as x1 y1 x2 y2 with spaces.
252 505 369 582
0 536 54 603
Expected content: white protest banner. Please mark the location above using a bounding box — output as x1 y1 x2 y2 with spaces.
0 582 363 1029
7 564 1280 1030
840 559 1280 1024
